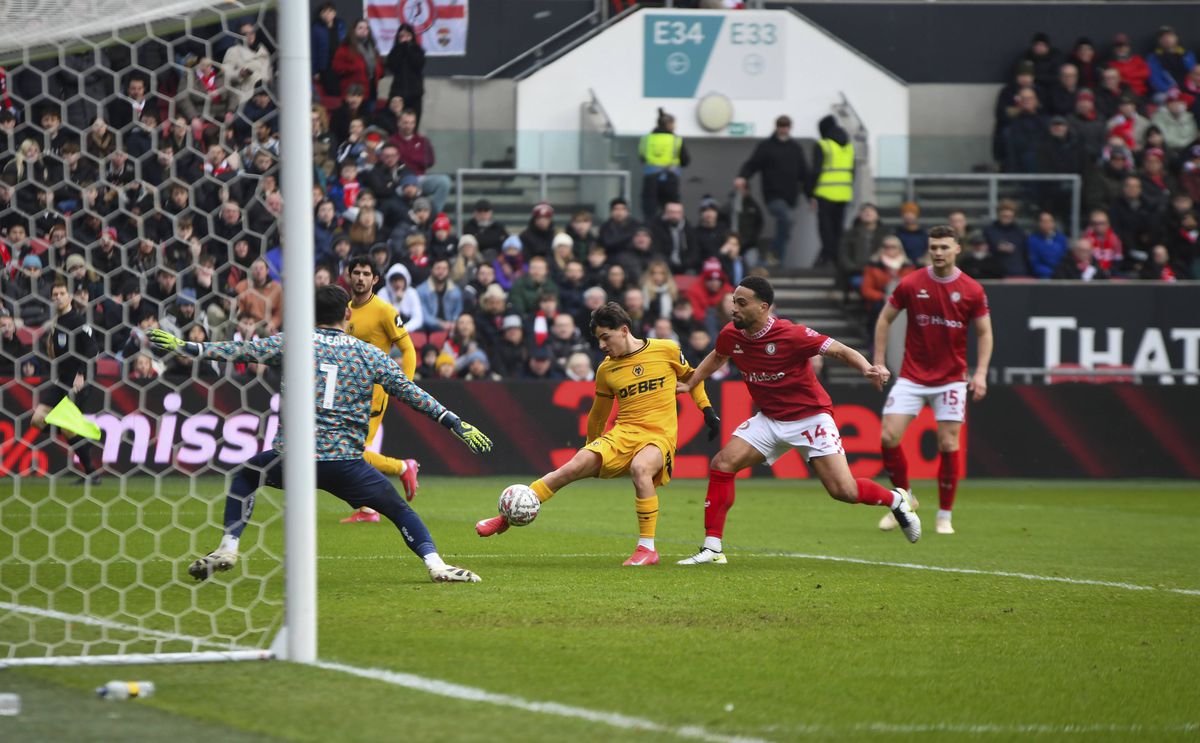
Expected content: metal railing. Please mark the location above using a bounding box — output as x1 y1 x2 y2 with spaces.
454 169 631 229
1002 367 1199 384
882 173 1084 237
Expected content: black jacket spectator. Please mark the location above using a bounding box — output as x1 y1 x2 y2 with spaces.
387 24 426 121
958 240 1006 280
983 216 1029 277
650 210 700 274
737 131 810 207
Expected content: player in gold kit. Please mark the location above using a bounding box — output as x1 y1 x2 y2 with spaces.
474 302 721 565
341 256 420 523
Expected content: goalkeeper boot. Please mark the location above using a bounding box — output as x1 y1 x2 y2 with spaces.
878 489 918 531
187 550 238 582
890 488 922 543
340 508 380 524
475 515 509 537
677 547 728 565
622 545 659 566
399 459 420 502
429 564 481 583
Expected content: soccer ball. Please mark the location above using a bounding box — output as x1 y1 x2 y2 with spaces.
498 484 541 526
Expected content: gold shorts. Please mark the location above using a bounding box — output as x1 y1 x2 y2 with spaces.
583 424 675 487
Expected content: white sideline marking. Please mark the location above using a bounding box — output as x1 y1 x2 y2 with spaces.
0 601 244 651
315 659 769 743
764 722 1200 736
311 552 1200 597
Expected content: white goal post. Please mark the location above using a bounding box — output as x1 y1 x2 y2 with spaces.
0 0 315 668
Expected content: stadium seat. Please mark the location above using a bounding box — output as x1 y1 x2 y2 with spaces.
427 331 448 349
16 326 45 346
95 358 121 378
409 331 428 348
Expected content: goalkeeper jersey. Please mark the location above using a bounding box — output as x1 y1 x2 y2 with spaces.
197 328 446 460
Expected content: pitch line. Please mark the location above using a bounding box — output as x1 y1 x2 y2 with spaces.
0 601 244 651
762 722 1200 736
315 659 769 743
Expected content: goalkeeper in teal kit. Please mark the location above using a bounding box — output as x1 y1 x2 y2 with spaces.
148 285 494 583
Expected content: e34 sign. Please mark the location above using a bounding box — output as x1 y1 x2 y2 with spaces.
643 12 785 100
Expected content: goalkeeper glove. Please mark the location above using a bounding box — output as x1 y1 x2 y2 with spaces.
702 406 721 441
439 411 493 454
147 328 195 355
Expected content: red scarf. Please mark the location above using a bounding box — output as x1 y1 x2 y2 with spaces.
1161 265 1177 282
532 311 549 346
0 67 11 112
197 66 220 101
340 178 360 209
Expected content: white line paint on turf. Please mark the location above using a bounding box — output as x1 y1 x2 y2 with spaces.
315 660 770 743
763 722 1200 736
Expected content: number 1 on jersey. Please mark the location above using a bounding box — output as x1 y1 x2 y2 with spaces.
319 362 339 409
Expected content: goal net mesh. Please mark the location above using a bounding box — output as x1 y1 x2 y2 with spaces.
0 0 288 663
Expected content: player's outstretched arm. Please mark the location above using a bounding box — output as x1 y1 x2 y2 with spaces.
373 352 493 453
825 340 891 391
970 314 994 402
872 303 900 368
148 328 284 365
676 350 728 394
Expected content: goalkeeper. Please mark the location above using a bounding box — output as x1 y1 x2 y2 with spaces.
149 285 494 584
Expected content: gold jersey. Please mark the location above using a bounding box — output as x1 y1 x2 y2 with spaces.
595 337 711 440
347 294 416 380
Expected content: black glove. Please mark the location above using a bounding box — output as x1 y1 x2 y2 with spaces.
702 406 721 441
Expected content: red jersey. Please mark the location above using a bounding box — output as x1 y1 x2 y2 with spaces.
887 266 989 386
716 316 833 422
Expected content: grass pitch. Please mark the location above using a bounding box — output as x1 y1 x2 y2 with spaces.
2 476 1198 742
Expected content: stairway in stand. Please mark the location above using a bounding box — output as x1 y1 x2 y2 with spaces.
766 269 874 386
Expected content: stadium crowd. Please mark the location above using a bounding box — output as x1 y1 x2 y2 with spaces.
0 11 1196 388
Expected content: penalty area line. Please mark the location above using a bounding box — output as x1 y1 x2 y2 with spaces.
314 659 769 743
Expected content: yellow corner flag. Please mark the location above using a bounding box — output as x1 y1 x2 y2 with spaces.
44 397 102 440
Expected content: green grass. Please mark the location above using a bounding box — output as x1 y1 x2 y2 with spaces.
2 476 1199 742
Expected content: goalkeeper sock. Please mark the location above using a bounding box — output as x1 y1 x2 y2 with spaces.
218 534 240 554
938 451 959 511
363 450 407 477
530 478 556 503
422 552 446 570
704 469 736 540
224 476 258 539
636 495 659 547
881 446 909 491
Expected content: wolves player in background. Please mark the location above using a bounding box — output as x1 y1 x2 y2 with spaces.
475 302 720 566
874 225 992 536
148 285 493 583
341 256 420 524
676 276 919 565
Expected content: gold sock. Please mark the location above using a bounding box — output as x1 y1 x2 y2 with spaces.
363 450 407 477
531 479 556 503
636 495 659 540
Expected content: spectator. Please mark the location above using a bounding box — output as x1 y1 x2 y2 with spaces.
583 243 609 288
1068 89 1106 161
860 235 914 325
983 200 1029 276
386 23 426 125
647 317 678 344
1095 67 1134 120
734 115 810 267
1167 211 1199 273
176 58 232 125
463 199 508 258
235 257 282 332
434 350 457 379
639 108 688 220
516 203 557 261
1140 243 1184 281
461 351 500 381
2 139 59 215
556 260 587 322
429 213 456 261
311 2 346 96
694 196 726 260
369 243 391 280
651 201 700 274
600 263 629 303
838 203 886 296
489 314 528 378
1037 116 1086 218
399 233 431 287
451 235 484 286
811 115 854 266
1082 209 1124 273
598 197 640 255
223 23 272 105
1107 33 1150 98
1108 95 1150 151
374 95 406 136
1147 26 1196 98
1004 88 1045 173
1151 89 1198 153
616 226 657 281
623 287 648 335
1049 63 1082 116
1086 145 1133 210
526 291 563 348
1026 211 1070 278
1181 146 1200 203
414 343 439 380
389 109 448 214
509 255 558 316
686 257 732 338
565 211 596 259
548 232 575 281
894 202 927 263
330 84 367 144
957 234 1005 280
1053 237 1109 280
416 257 462 333
1140 148 1176 212
1022 32 1063 92
332 18 383 111
715 233 745 286
682 327 713 368
640 259 677 326
0 309 31 377
106 76 154 133
946 209 979 246
387 195 432 252
472 283 508 351
314 198 343 261
4 254 52 327
493 235 525 291
522 345 565 380
443 312 483 360
1069 37 1100 90
564 351 594 382
994 61 1041 162
1110 175 1158 259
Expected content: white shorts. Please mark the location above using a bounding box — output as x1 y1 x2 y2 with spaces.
883 377 967 422
732 412 844 465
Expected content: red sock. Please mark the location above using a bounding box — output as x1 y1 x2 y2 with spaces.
881 445 909 491
938 451 959 511
855 478 895 507
704 469 736 538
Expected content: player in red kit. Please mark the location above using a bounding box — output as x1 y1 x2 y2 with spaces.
874 224 993 536
676 276 920 565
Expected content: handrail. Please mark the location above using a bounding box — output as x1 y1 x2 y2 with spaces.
450 10 600 82
879 173 1083 237
513 4 642 82
455 169 630 230
1003 367 1200 384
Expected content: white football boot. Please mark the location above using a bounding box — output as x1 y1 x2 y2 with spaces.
429 564 481 583
677 547 728 565
187 550 238 582
878 489 918 531
890 489 922 543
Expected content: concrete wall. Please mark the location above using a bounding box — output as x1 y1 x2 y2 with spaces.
422 78 517 173
907 83 1001 173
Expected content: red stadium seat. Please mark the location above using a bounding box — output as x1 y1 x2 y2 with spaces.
427 331 448 349
16 326 44 346
95 358 121 378
409 331 428 348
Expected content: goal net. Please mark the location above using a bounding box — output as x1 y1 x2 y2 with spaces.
0 0 295 666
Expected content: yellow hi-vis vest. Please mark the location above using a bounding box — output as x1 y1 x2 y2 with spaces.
814 139 854 202
640 132 683 168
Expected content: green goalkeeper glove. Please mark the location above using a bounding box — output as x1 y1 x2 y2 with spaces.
439 412 493 454
147 328 189 354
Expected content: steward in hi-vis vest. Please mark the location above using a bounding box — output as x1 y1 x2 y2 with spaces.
638 108 690 221
811 115 855 266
